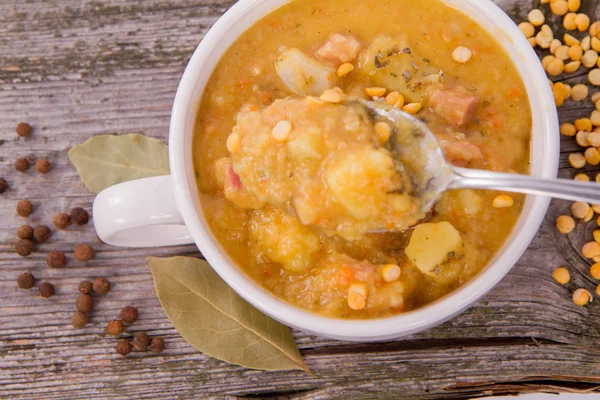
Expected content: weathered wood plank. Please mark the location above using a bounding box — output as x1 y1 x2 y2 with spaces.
1 0 600 398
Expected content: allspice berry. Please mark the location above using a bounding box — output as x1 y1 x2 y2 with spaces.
0 178 7 194
150 337 165 353
93 277 110 295
70 207 89 225
38 282 55 298
33 225 51 243
46 251 66 268
133 332 151 351
35 158 51 174
107 320 124 336
76 294 94 313
78 280 93 294
16 122 32 137
15 239 35 257
72 311 88 329
115 339 132 356
120 306 138 324
14 158 30 172
17 225 34 240
17 272 35 289
74 244 94 262
16 200 33 217
53 213 71 229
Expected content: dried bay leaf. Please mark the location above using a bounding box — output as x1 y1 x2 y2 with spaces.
147 256 310 372
68 134 169 193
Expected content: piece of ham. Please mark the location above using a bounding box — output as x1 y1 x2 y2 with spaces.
223 162 265 210
429 87 479 127
434 130 483 167
316 34 362 65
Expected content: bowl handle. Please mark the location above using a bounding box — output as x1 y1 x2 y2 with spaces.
92 175 194 248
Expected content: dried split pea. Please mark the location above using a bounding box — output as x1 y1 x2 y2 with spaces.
569 153 586 168
592 110 600 127
593 92 600 104
374 122 391 144
226 133 241 153
576 131 589 147
272 120 292 142
590 132 600 147
550 0 569 16
542 55 556 70
582 50 599 68
593 37 600 53
583 241 600 258
572 201 590 218
589 69 600 86
574 173 590 182
547 58 564 76
564 61 581 73
591 21 600 38
593 204 600 214
560 123 576 136
571 84 588 101
568 0 581 12
556 215 575 234
452 46 472 63
573 288 592 306
585 147 600 165
403 103 422 114
584 207 595 222
528 9 545 26
569 44 584 61
381 264 401 282
536 25 554 48
320 88 343 103
575 118 593 132
519 22 535 38
365 87 386 97
337 63 354 77
564 12 577 30
492 194 513 208
552 267 571 284
385 91 403 108
550 39 562 55
582 36 591 51
595 230 600 244
564 33 580 46
529 37 538 47
347 283 368 310
576 13 591 32
555 45 570 60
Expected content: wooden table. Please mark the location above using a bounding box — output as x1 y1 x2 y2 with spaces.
1 0 600 398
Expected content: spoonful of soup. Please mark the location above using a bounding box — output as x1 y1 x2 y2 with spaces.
362 99 600 212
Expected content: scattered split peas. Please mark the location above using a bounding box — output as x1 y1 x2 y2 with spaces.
556 215 575 234
572 201 590 218
568 152 586 168
572 288 592 306
528 9 545 26
571 84 588 101
582 241 600 258
560 123 576 136
519 22 535 38
552 266 571 284
585 147 600 165
550 0 569 16
568 0 580 12
492 194 513 208
574 173 589 182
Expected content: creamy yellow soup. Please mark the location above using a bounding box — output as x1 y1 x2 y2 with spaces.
193 0 531 319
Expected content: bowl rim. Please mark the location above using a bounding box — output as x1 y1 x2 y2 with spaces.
168 0 559 341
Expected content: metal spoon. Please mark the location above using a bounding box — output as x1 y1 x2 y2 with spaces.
362 100 600 212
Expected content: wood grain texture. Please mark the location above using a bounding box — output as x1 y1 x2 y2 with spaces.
1 0 600 398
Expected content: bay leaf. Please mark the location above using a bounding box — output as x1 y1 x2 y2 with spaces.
147 256 310 372
68 133 169 193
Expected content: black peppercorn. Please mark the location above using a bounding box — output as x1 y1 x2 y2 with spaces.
16 225 34 240
16 122 32 137
93 277 110 295
78 280 93 294
16 200 33 217
53 213 71 229
35 158 51 174
17 272 35 289
74 244 94 262
76 294 93 313
14 158 30 172
33 225 51 243
150 337 165 353
120 306 138 324
15 239 35 257
133 332 151 351
115 339 132 356
107 320 124 336
69 207 89 225
46 251 66 268
0 178 7 194
72 311 88 329
39 282 55 298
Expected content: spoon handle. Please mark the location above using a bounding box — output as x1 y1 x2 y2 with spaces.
451 167 600 204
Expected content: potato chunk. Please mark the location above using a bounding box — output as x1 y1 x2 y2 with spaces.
405 221 463 275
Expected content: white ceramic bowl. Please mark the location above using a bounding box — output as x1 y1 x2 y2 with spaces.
99 0 559 341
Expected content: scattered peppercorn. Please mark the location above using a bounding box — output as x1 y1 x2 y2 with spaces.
150 337 165 353
46 251 66 268
16 200 33 217
15 239 35 257
76 294 94 313
17 272 35 289
70 207 89 225
53 213 71 229
35 158 51 174
120 306 138 324
72 311 88 329
78 280 93 294
133 332 151 351
38 282 55 298
115 339 132 356
0 178 7 194
74 244 94 262
16 122 32 137
33 225 51 243
16 225 33 240
107 320 124 336
93 277 110 295
14 158 30 172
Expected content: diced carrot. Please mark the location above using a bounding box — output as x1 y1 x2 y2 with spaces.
338 266 354 287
